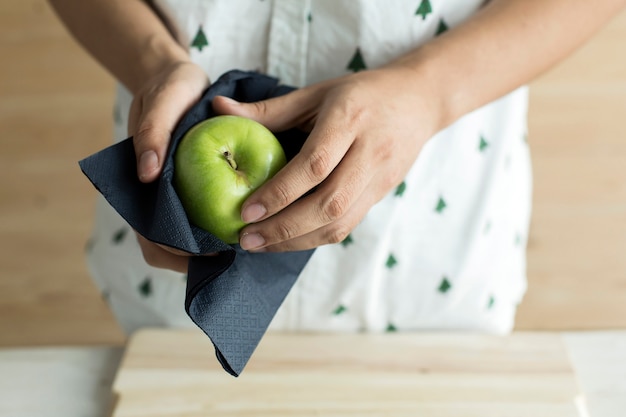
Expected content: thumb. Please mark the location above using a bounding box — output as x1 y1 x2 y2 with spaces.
133 124 171 183
212 92 308 132
131 91 199 183
132 107 176 183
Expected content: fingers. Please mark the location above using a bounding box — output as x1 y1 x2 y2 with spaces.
239 138 387 252
129 63 209 183
137 233 219 273
215 89 356 226
212 87 321 132
245 105 359 227
136 234 189 273
213 73 418 253
242 176 382 252
217 83 379 251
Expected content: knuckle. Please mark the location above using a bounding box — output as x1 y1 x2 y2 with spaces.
320 190 350 222
325 223 352 245
264 213 301 243
274 219 298 242
133 123 168 146
346 106 365 132
334 88 365 131
307 148 332 182
376 143 394 163
267 179 292 209
253 100 269 117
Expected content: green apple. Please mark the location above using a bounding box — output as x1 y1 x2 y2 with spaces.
173 115 286 244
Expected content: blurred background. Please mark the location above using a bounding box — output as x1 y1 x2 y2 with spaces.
1 1 625 348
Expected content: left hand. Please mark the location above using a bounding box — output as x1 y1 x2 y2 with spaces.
212 65 443 252
127 61 212 271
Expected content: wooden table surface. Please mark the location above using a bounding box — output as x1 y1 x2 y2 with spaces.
1 330 622 417
111 329 586 417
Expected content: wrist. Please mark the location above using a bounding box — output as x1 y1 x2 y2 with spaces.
128 34 191 95
384 48 455 138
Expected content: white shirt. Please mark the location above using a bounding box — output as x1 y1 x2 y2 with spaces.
87 0 532 335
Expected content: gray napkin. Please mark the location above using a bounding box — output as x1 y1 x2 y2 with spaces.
79 70 314 376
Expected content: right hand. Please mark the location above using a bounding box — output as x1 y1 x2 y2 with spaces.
127 60 210 272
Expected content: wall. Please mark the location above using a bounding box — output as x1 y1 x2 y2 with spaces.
0 1 624 346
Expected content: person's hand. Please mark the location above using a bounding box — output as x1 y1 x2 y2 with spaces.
129 60 210 182
128 60 210 271
212 65 443 252
136 235 190 273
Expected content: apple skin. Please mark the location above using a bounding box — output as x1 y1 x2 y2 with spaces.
173 115 286 244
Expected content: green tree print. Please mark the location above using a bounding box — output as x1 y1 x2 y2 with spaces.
341 234 354 247
438 277 452 293
112 227 128 244
416 0 433 20
139 277 152 297
435 197 447 213
479 136 489 152
191 26 209 51
395 181 407 197
386 254 398 269
332 304 347 315
436 19 449 36
347 47 367 72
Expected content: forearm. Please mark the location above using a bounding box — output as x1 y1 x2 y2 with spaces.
391 0 626 130
48 0 189 94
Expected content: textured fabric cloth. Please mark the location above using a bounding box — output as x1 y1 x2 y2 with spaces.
81 71 315 376
86 0 532 336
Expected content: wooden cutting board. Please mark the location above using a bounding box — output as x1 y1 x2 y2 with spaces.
111 329 584 417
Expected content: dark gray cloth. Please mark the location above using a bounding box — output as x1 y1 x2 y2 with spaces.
79 70 314 376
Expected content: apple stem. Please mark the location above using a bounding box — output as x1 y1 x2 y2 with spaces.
224 151 237 170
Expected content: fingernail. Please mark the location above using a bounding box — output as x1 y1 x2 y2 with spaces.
240 232 265 251
139 150 158 180
242 203 266 223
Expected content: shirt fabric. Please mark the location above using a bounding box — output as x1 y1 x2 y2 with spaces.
87 0 532 335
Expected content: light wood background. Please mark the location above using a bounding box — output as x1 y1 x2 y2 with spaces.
1 1 624 347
